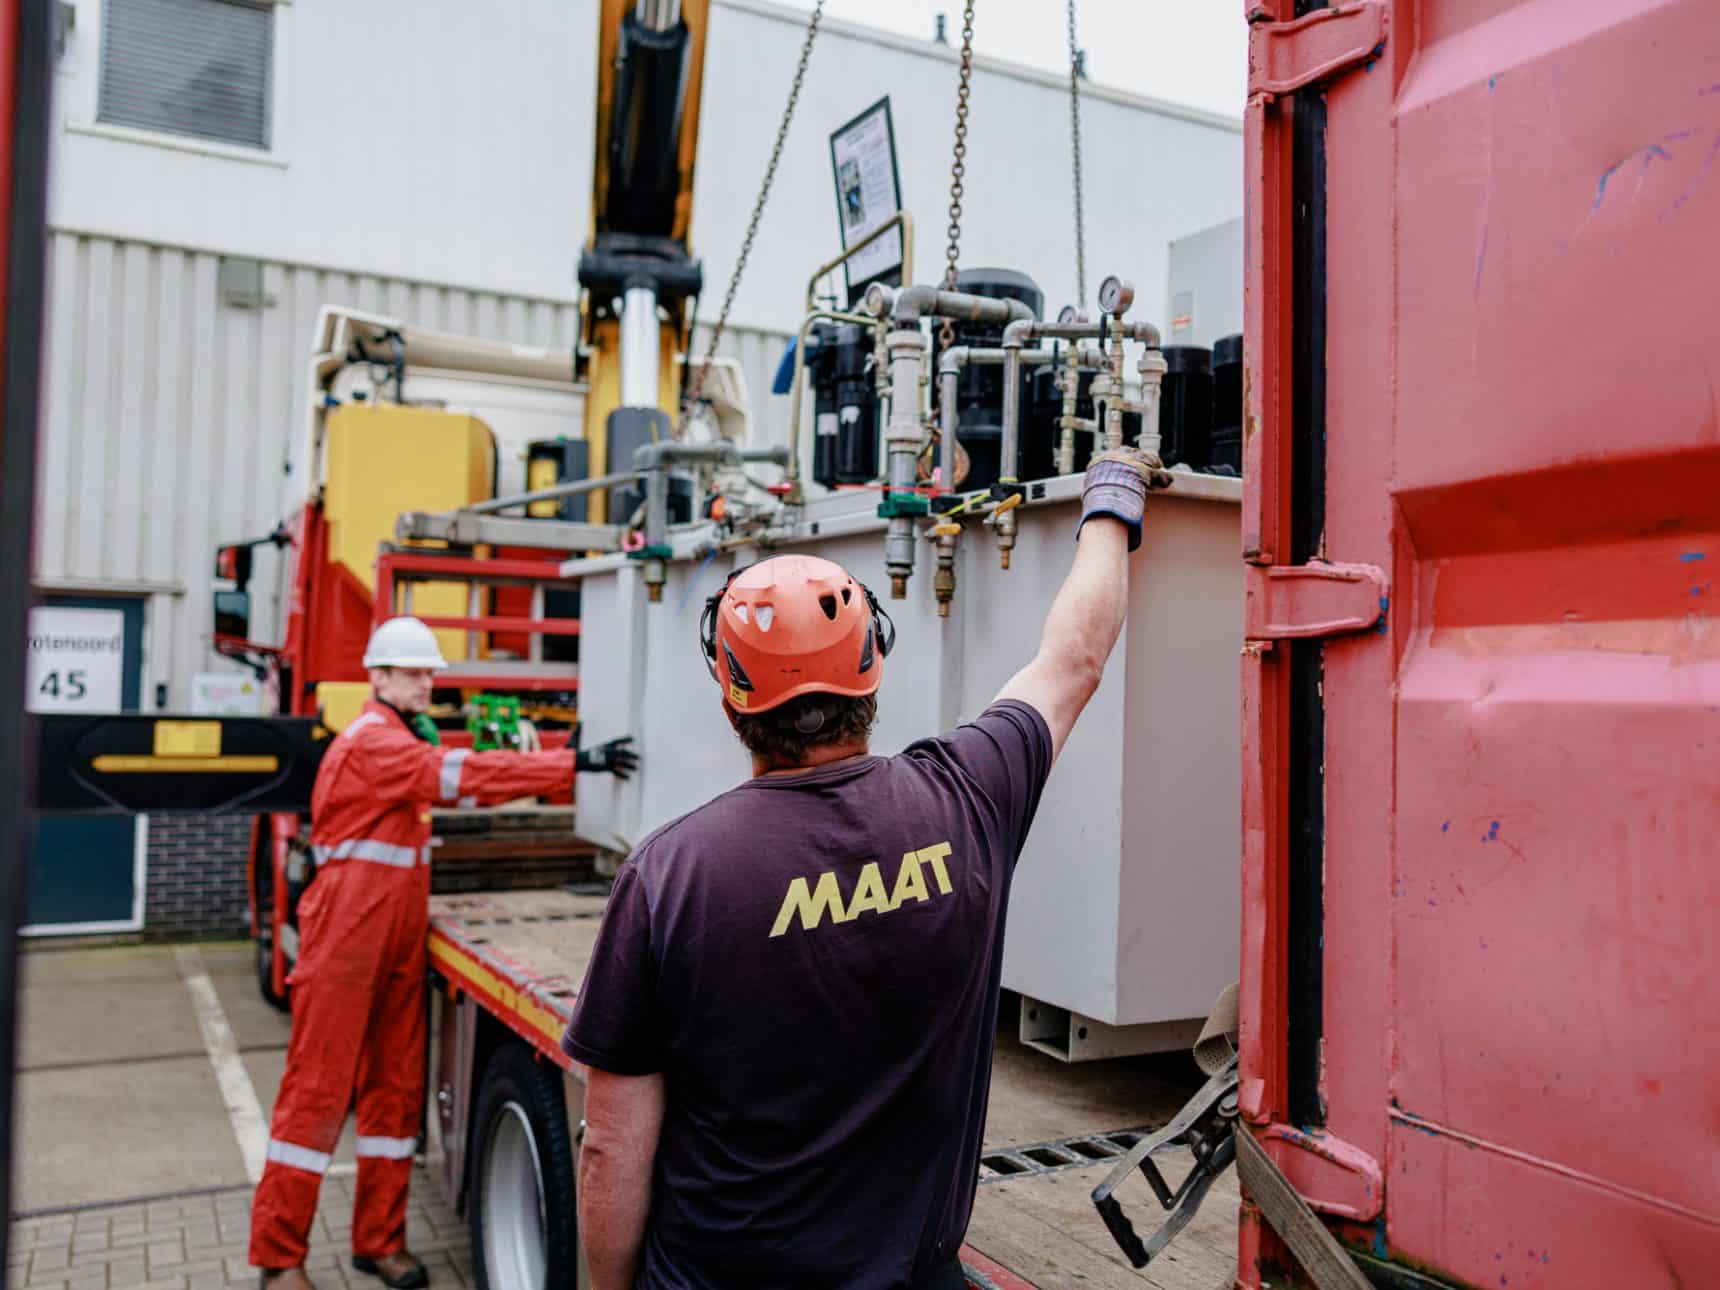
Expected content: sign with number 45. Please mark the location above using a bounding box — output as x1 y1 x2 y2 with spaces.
26 607 126 714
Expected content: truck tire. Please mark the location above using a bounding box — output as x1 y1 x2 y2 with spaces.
254 920 290 1013
253 834 290 1013
468 1041 578 1290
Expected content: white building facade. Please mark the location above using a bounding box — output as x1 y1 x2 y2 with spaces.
33 0 1241 941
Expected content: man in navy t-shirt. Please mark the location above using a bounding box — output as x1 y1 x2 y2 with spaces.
564 448 1170 1289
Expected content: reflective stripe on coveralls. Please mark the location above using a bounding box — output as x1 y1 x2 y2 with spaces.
266 1140 332 1175
312 838 425 869
356 1135 418 1160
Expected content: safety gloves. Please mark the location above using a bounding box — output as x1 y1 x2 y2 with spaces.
577 735 640 780
1077 446 1173 551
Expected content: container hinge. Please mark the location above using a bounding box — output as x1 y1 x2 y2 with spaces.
1248 1 1386 100
1248 1122 1384 1223
1245 561 1387 641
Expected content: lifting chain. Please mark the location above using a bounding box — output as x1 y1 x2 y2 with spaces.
684 0 826 420
938 0 977 353
1067 0 1087 310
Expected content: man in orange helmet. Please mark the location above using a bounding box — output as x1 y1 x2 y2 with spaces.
565 448 1170 1290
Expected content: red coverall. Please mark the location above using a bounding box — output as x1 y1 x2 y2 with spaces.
249 700 575 1270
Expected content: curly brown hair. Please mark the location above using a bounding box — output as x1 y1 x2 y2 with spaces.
731 693 878 767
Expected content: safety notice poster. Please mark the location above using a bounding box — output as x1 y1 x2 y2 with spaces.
829 97 904 300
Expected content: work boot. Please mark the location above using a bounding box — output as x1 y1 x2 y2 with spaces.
351 1251 430 1289
258 1270 318 1290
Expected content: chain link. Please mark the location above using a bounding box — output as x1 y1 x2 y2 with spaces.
938 0 977 352
684 0 826 417
1067 0 1087 311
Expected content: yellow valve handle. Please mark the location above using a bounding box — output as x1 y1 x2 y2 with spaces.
930 522 962 537
993 493 1023 515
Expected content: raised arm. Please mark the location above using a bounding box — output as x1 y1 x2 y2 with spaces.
996 447 1169 759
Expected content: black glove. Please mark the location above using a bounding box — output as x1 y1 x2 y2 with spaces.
576 735 639 781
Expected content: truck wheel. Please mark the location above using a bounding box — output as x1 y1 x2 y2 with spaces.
469 1041 578 1290
254 922 290 1013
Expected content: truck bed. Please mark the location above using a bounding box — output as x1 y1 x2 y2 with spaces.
428 889 1239 1290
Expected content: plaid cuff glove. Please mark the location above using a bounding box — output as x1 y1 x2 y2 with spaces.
1078 447 1173 551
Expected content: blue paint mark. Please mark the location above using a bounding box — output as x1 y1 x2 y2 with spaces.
1485 820 1501 842
1680 552 1706 563
1693 585 1707 596
1377 595 1390 634
1593 144 1674 212
1487 76 1497 92
1372 1217 1389 1259
1441 820 1450 833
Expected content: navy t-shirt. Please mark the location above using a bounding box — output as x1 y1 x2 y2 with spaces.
562 700 1054 1290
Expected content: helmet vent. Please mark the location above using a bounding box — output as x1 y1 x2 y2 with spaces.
819 594 839 621
756 604 775 631
734 603 749 623
841 586 853 605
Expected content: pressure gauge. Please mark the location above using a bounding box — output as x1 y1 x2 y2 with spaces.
1098 275 1134 315
1056 304 1079 326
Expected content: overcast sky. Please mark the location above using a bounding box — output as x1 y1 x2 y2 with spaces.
771 0 1248 119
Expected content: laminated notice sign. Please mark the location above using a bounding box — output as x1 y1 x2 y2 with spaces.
829 97 904 302
26 606 126 713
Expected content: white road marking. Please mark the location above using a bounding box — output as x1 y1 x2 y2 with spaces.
176 945 270 1185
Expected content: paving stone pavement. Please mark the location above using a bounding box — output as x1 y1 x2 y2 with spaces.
8 1166 475 1290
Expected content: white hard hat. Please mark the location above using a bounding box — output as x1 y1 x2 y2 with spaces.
363 616 449 670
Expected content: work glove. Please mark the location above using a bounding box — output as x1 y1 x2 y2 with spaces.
1077 446 1173 552
576 735 640 781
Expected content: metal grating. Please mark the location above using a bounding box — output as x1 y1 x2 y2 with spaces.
977 1127 1155 1184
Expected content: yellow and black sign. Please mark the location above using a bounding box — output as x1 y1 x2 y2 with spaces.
37 714 325 816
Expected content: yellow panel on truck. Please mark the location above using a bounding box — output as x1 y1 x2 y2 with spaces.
322 403 495 662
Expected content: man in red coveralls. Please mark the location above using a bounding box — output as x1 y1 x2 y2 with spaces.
250 616 636 1289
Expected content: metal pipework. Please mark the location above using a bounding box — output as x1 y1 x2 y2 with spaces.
930 523 959 618
619 284 660 408
1136 349 1168 459
634 0 681 29
633 440 791 601
882 328 929 598
783 307 882 503
1056 355 1082 475
936 345 1056 488
804 212 915 311
461 470 645 517
872 282 1037 328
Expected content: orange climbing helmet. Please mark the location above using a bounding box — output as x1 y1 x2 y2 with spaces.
700 554 895 714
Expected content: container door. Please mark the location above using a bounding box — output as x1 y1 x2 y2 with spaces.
1242 1 1720 1285
25 596 147 933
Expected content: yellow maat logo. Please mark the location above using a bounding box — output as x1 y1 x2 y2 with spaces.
769 842 955 938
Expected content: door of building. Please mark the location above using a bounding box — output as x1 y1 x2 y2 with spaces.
24 596 147 933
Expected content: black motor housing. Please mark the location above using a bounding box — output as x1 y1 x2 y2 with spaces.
809 323 879 488
1211 334 1243 475
1160 346 1214 470
941 268 1044 491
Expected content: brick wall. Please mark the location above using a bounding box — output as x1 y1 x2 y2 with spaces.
144 815 254 939
142 816 594 940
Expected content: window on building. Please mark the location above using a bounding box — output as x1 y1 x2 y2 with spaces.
98 0 274 151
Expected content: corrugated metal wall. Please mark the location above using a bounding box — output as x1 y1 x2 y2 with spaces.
35 228 791 709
